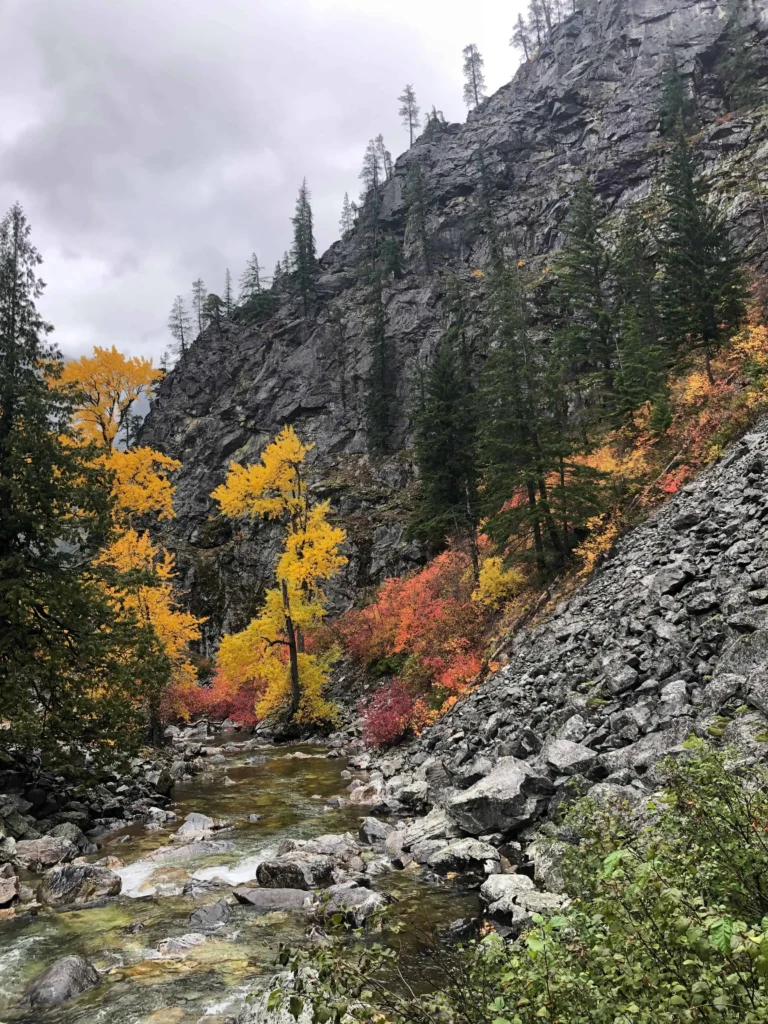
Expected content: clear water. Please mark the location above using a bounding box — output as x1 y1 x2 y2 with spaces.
0 742 478 1024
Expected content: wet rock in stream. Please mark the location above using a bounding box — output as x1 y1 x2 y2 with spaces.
21 954 100 1009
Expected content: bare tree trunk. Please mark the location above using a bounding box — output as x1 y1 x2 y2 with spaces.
526 478 546 574
282 580 301 719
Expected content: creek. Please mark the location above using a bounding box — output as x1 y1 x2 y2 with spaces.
0 739 478 1024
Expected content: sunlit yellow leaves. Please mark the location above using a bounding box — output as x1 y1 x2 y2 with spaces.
105 447 181 523
212 426 315 521
59 345 161 448
276 502 346 595
472 556 524 608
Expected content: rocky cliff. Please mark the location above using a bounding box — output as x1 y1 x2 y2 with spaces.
350 417 768 867
142 0 768 648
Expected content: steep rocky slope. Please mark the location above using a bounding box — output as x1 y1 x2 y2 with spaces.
142 0 768 647
360 418 768 838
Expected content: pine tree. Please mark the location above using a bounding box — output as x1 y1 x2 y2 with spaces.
716 4 763 112
375 135 393 181
240 253 264 303
411 279 479 572
528 0 545 49
612 209 667 420
511 14 532 61
552 177 616 396
203 292 224 331
340 192 354 237
363 276 394 453
398 84 421 146
659 121 748 384
659 50 695 135
0 203 169 767
404 163 432 274
462 44 487 109
223 268 234 317
359 140 384 266
168 295 192 358
191 277 207 334
291 179 317 314
381 233 403 280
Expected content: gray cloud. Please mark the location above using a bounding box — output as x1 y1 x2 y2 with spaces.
0 0 520 361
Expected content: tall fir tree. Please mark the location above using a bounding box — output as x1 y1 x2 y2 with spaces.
511 14 532 61
202 292 224 331
359 140 384 267
340 192 354 237
0 203 169 767
191 277 207 335
240 253 264 303
410 279 479 574
404 162 432 275
363 275 394 453
168 295 192 358
659 121 748 384
398 84 421 147
462 44 487 109
659 50 695 135
223 268 234 317
375 135 393 181
381 233 403 280
552 177 616 397
291 178 317 314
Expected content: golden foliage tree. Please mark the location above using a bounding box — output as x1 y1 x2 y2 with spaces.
212 425 347 725
60 346 202 698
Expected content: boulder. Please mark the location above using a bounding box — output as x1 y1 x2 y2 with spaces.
540 739 597 775
316 885 387 927
447 757 554 835
257 853 335 890
0 870 19 907
425 838 500 876
233 887 310 912
145 839 234 862
155 932 206 956
37 864 121 906
189 897 231 929
358 817 395 845
14 836 76 871
715 630 768 679
401 808 459 849
480 873 535 913
599 719 692 775
21 955 100 1008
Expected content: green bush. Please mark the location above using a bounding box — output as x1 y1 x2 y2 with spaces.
271 741 768 1023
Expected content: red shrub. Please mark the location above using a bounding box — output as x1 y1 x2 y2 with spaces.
161 671 259 727
360 679 416 748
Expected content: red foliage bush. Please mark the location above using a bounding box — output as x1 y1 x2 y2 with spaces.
360 679 416 748
161 671 259 727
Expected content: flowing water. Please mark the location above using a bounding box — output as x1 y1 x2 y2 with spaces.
0 741 478 1024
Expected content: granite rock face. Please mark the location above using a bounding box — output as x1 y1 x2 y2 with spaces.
142 0 768 647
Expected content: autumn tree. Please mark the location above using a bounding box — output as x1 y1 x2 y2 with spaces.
411 279 479 573
462 44 487 109
191 278 207 334
398 84 421 147
169 295 192 358
0 203 170 767
212 426 346 725
291 178 317 314
659 122 747 384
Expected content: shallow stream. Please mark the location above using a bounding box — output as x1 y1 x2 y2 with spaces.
0 741 477 1024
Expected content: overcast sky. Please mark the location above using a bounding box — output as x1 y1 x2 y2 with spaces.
0 0 524 363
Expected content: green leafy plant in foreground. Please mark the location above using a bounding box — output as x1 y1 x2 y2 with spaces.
270 741 768 1023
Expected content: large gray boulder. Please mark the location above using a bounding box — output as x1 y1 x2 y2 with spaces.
315 884 387 927
447 758 554 835
256 853 336 890
14 836 76 871
424 838 500 876
37 864 121 906
358 817 395 845
233 887 310 912
189 897 231 929
540 739 597 775
21 955 100 1008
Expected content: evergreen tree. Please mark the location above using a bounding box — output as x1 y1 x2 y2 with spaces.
223 268 234 317
359 140 384 266
291 178 317 314
476 148 504 268
363 276 394 453
240 253 264 303
273 260 284 288
375 135 393 181
168 295 192 358
398 84 421 147
528 0 545 48
511 14 532 61
191 277 207 334
716 4 763 112
462 44 487 109
0 203 168 767
659 122 748 384
381 233 403 280
612 209 667 420
411 279 479 573
659 50 695 135
552 177 616 396
203 292 224 331
404 163 432 275
340 192 354 237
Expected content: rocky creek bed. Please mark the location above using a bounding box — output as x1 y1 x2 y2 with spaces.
0 734 493 1024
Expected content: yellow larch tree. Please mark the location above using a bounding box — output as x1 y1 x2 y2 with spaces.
212 425 347 725
59 346 202 695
